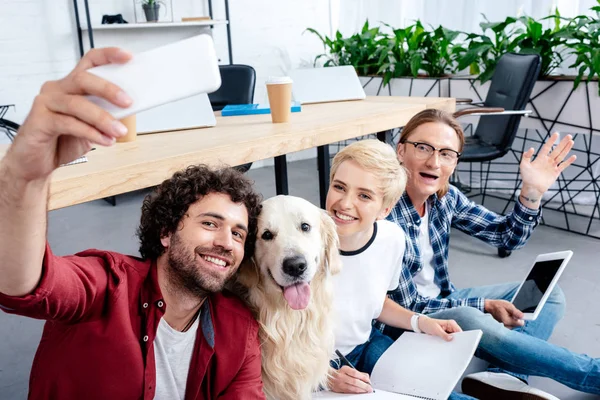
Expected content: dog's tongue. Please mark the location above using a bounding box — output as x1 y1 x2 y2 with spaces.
283 282 311 310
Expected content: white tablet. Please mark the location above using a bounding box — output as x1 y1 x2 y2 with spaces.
511 250 573 320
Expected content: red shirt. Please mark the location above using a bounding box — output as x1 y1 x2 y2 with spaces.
0 245 265 400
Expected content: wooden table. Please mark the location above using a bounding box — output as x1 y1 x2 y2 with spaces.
0 96 454 210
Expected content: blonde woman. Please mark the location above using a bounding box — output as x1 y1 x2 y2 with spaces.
324 140 471 399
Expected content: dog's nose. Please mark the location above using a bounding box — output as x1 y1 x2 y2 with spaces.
282 255 307 278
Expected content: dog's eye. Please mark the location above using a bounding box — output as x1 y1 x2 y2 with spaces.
301 223 311 232
261 230 274 240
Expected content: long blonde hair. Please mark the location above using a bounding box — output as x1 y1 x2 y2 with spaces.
398 109 464 198
331 139 407 210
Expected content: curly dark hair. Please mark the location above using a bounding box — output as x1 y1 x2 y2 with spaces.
137 164 263 261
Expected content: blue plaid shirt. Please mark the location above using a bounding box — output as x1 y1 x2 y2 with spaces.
386 185 541 314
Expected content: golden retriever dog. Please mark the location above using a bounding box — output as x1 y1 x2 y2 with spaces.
236 195 342 400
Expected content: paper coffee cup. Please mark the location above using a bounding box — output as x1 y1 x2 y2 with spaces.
116 114 137 143
266 76 293 123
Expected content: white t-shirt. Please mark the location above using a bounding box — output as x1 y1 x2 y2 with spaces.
333 220 405 355
412 203 441 299
153 316 200 400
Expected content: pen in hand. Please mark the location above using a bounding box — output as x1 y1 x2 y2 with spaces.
335 349 374 393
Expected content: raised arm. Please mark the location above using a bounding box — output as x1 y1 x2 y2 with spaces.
0 48 132 296
518 132 576 209
452 132 576 250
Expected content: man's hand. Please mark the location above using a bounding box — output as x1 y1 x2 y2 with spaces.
485 299 524 328
419 316 463 341
5 47 133 182
518 132 577 208
328 366 373 394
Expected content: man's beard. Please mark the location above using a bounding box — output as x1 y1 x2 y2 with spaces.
166 232 237 298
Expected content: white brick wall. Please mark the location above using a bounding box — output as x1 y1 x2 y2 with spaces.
0 0 331 165
0 1 78 131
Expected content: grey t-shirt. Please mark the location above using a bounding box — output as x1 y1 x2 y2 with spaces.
153 316 199 400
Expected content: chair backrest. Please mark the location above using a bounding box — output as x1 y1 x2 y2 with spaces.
475 53 541 152
208 64 256 111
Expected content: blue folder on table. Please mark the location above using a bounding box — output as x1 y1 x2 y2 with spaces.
221 102 301 117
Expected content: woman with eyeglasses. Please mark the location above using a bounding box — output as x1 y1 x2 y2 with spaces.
382 109 600 399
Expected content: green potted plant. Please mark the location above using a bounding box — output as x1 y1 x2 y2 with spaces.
454 15 521 83
306 20 460 91
565 4 600 94
141 0 163 22
375 21 460 91
416 24 461 78
455 10 580 83
306 21 386 77
513 10 572 78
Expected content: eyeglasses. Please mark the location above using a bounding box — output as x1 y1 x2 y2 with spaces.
403 140 461 165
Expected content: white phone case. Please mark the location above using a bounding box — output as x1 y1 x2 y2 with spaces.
86 34 221 120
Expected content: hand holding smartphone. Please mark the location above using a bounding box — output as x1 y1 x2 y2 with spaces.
86 34 222 119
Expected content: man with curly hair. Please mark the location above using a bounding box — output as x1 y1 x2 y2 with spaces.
0 48 265 399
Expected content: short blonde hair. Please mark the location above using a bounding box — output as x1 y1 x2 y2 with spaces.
330 139 407 210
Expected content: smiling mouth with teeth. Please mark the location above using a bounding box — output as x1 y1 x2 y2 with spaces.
335 211 357 221
201 255 228 268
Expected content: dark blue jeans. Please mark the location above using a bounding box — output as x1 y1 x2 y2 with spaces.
333 328 474 399
385 283 600 395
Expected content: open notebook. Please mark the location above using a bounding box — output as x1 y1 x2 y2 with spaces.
314 330 482 400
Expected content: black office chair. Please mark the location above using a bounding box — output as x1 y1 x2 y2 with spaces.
453 53 541 258
209 64 256 173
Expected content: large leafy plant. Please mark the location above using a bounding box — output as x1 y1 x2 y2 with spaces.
454 15 521 83
456 10 587 83
419 25 461 77
305 21 386 77
307 20 460 85
380 21 460 83
376 22 420 83
565 1 600 94
513 11 572 77
306 2 600 94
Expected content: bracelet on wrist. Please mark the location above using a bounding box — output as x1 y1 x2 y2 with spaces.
520 194 540 203
410 313 423 333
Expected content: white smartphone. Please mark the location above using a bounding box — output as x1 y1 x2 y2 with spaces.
86 34 221 120
511 250 573 320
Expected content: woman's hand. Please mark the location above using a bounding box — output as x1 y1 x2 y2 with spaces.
418 315 462 341
328 366 373 394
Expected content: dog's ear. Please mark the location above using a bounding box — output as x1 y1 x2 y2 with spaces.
236 257 261 288
320 210 342 275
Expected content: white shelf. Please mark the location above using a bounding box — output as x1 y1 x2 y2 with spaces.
82 20 228 31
